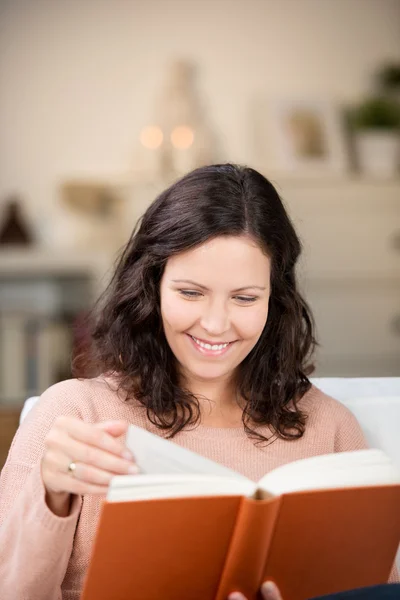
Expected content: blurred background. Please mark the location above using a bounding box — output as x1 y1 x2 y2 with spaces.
0 0 399 465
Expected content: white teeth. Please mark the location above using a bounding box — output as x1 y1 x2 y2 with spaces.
191 336 229 351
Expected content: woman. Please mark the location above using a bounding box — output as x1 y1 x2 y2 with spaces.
0 164 387 599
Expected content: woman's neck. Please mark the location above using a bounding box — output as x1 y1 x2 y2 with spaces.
182 374 244 428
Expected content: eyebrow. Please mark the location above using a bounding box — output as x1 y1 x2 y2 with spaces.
171 279 267 292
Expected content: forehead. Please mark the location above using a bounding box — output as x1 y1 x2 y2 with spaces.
164 236 271 286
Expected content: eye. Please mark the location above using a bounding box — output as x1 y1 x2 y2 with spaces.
234 295 258 304
178 290 203 299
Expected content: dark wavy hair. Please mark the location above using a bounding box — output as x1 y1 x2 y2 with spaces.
75 164 317 444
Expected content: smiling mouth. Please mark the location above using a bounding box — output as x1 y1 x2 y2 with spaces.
188 334 236 351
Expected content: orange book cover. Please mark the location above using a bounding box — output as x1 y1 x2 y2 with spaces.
216 486 400 600
81 486 400 600
81 431 400 600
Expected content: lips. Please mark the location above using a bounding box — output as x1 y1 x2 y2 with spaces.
190 335 233 349
185 334 238 359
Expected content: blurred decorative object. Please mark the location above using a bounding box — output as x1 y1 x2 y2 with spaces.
58 180 128 250
61 181 121 217
376 63 400 98
349 97 400 178
391 230 400 252
140 126 164 150
0 196 34 246
265 99 348 175
350 97 400 130
135 60 217 180
391 314 400 337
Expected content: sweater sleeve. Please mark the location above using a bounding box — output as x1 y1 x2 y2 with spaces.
0 380 87 600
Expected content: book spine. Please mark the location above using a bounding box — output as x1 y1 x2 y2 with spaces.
215 496 281 600
0 313 27 402
36 319 54 393
0 313 72 403
25 318 39 395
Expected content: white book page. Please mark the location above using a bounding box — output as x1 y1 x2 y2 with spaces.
108 474 256 502
258 449 400 496
126 425 250 481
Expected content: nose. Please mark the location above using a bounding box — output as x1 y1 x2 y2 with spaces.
199 298 230 337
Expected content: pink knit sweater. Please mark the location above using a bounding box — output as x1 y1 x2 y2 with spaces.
0 376 391 600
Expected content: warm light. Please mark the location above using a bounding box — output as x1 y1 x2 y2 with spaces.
170 126 194 149
140 126 163 149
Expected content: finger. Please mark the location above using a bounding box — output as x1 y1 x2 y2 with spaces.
51 417 132 460
261 581 282 600
49 431 139 475
69 462 125 486
54 474 109 496
228 593 247 600
95 421 135 461
95 420 130 437
44 449 120 486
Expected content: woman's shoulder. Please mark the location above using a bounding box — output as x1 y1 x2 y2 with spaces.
298 384 352 421
42 374 119 396
298 384 367 451
24 375 124 424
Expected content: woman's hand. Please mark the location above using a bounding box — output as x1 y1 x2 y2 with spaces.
41 417 138 516
228 581 282 600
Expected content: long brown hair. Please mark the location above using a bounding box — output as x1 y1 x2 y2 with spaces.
75 164 316 444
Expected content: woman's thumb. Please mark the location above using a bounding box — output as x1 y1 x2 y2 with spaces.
261 582 282 600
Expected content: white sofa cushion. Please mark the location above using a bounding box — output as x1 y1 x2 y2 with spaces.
340 396 400 470
311 377 400 400
311 378 400 469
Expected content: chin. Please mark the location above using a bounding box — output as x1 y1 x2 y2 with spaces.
185 363 234 382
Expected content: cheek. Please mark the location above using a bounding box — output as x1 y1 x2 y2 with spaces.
235 305 269 340
161 294 198 332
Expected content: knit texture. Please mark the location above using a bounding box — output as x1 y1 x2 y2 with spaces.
0 376 383 599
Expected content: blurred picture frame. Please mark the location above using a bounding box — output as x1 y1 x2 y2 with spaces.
260 99 349 176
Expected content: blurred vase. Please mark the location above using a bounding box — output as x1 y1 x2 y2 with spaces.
354 132 400 178
0 197 34 245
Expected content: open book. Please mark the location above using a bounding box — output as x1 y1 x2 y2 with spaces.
81 425 400 600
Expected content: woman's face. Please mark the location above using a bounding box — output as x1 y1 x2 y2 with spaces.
160 235 271 384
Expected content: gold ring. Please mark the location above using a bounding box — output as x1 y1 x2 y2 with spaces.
67 461 77 475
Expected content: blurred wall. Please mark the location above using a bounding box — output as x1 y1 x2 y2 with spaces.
0 0 399 237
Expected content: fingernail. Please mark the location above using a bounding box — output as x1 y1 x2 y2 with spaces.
261 581 278 598
122 450 133 460
128 464 140 474
228 593 247 600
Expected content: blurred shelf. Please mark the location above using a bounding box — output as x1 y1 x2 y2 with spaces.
60 169 400 191
0 247 111 277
